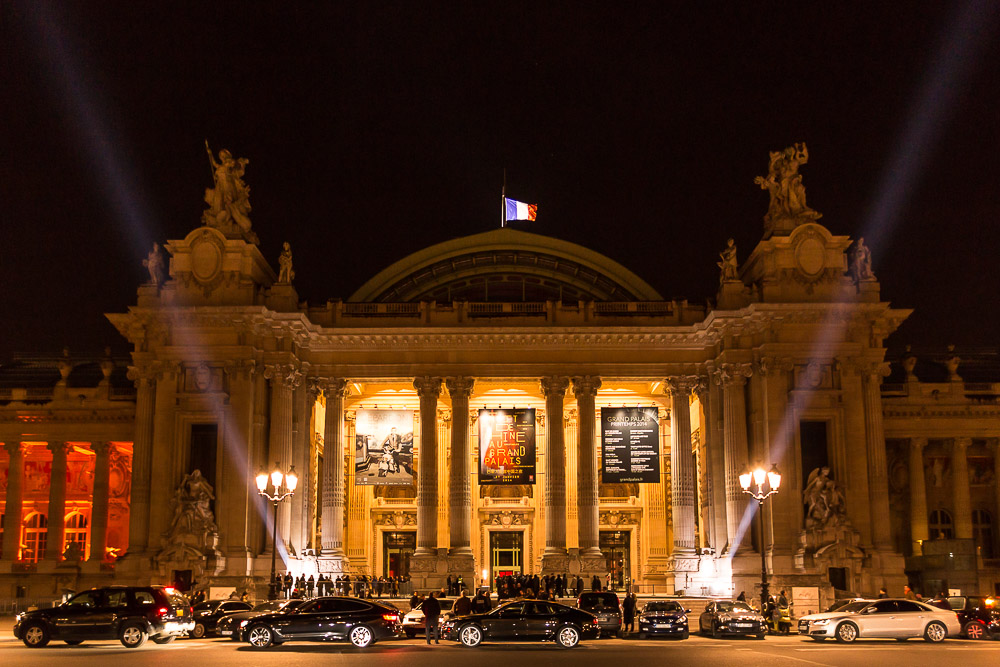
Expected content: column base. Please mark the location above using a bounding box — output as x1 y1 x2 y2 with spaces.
541 551 570 576
446 553 476 593
409 550 447 592
317 554 349 575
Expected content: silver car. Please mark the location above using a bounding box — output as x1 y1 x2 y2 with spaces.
797 598 960 643
402 598 455 637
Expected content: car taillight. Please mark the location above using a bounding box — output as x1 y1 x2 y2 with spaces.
383 614 399 622
156 607 169 618
593 618 599 625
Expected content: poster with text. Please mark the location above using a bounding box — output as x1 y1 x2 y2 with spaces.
355 409 415 486
478 408 536 485
601 407 660 483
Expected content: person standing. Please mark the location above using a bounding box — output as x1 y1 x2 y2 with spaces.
622 592 636 634
423 591 442 644
904 585 917 600
878 587 888 599
591 575 601 592
454 589 472 616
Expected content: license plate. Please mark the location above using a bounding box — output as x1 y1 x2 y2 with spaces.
654 624 671 628
219 630 232 636
176 610 183 617
735 623 752 628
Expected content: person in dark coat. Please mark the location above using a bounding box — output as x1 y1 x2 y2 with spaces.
423 592 442 644
622 592 636 634
591 575 601 592
454 590 472 616
471 589 491 613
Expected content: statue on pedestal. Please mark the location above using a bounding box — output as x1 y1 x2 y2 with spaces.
755 143 822 234
850 237 875 283
142 242 165 285
278 242 295 283
202 140 258 244
803 466 847 529
717 238 739 282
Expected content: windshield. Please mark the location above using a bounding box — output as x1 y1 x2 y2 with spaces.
644 601 683 612
194 601 222 612
837 602 870 613
253 601 286 612
579 593 619 609
716 602 752 613
945 597 966 611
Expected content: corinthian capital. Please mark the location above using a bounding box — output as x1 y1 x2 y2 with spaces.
571 375 602 399
665 375 700 397
413 376 442 399
264 363 302 388
713 363 753 387
312 377 349 398
445 376 476 400
540 376 570 398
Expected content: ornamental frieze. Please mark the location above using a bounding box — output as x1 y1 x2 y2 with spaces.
599 510 640 526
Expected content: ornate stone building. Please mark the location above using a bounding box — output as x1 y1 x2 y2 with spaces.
2 146 998 603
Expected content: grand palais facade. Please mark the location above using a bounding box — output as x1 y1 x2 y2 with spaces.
2 146 999 607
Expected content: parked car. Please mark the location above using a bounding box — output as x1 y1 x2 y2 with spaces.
402 598 455 637
698 600 767 639
243 596 401 648
441 600 599 648
218 599 305 640
576 591 622 637
926 595 1000 640
190 599 253 638
796 598 960 643
637 600 690 639
13 585 193 648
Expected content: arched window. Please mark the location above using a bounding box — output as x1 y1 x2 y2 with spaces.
64 512 89 560
929 509 953 540
973 509 993 558
23 512 48 563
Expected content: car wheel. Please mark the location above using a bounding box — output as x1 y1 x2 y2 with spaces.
756 633 766 640
64 639 84 645
247 624 275 649
895 637 908 642
835 622 858 643
404 629 417 638
459 624 483 647
965 621 986 640
712 622 721 639
680 630 689 640
557 625 580 649
22 623 50 648
349 625 374 648
120 623 148 648
191 623 206 639
152 635 176 644
924 621 947 643
811 637 826 642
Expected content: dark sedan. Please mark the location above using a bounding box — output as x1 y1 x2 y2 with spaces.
218 599 305 640
190 599 253 638
927 596 1000 640
637 600 690 639
441 600 599 648
244 596 401 648
698 601 766 639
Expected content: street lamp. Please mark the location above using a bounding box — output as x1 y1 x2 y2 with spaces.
739 463 781 609
256 463 298 600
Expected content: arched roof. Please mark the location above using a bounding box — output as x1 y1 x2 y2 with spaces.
349 228 663 303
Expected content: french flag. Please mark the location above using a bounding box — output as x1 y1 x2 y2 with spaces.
504 197 537 222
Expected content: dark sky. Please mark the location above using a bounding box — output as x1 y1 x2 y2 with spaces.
2 1 998 360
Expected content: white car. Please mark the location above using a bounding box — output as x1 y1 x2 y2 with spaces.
402 598 455 637
797 598 961 643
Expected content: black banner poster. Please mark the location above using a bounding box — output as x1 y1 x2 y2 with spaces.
478 408 536 485
601 407 660 483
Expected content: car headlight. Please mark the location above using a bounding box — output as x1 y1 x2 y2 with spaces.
811 619 829 626
679 615 687 623
240 620 249 628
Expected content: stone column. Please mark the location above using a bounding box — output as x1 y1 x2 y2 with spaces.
89 441 112 562
992 440 1000 549
320 379 348 565
951 437 973 540
541 376 570 571
446 377 475 557
715 363 752 554
127 371 156 553
696 381 728 556
2 442 26 560
572 376 602 559
413 376 442 557
862 363 893 549
667 377 698 559
45 442 69 560
909 437 929 555
250 368 269 553
265 364 300 553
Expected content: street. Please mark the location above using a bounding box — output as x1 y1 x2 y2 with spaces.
2 633 997 666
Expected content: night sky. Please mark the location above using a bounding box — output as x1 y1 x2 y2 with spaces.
2 1 998 361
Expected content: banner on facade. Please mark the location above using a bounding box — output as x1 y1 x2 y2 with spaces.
478 408 536 485
601 407 660 483
355 409 415 486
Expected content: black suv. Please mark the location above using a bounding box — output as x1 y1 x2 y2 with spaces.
14 585 193 648
927 595 1000 639
576 592 622 638
190 599 253 638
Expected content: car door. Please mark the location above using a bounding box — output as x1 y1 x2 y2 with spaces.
91 589 130 639
893 600 931 637
279 598 336 638
483 602 523 639
50 590 105 640
521 602 558 639
700 603 714 632
857 600 898 636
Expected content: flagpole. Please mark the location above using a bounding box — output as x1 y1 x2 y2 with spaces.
501 168 507 228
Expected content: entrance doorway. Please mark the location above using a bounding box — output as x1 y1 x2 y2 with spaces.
490 531 524 580
600 531 630 591
383 531 415 578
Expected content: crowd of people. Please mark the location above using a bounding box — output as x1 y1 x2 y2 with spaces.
494 573 603 600
271 572 412 599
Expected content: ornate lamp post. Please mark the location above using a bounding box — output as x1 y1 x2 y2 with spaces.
739 464 781 608
256 463 298 600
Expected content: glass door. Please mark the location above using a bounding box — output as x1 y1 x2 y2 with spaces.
383 531 415 578
600 531 630 591
490 531 523 580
